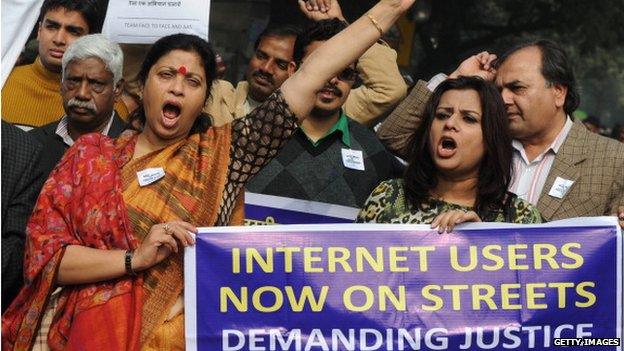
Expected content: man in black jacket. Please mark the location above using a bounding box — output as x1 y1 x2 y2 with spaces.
30 34 126 178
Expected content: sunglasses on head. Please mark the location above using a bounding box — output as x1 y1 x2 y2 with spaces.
337 67 358 82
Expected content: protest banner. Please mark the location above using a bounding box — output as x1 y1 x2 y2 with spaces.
102 0 210 44
185 217 622 351
244 192 359 225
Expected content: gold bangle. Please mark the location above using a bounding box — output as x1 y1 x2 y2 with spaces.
367 13 384 36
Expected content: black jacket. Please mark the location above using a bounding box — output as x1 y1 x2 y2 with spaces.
1 121 46 311
29 112 127 179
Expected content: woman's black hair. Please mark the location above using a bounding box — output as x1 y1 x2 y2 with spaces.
403 76 513 218
128 33 216 134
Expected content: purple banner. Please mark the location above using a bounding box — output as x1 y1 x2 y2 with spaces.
185 219 622 351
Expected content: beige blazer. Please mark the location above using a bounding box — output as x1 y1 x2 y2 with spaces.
537 120 624 220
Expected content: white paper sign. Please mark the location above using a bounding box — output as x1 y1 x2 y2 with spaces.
102 0 210 44
137 167 165 186
548 176 575 199
341 148 365 171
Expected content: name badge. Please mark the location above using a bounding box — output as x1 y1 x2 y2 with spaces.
137 167 165 187
341 148 365 171
548 177 574 199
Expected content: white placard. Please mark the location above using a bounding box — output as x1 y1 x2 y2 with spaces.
548 176 575 199
341 148 365 171
136 167 165 186
102 0 210 44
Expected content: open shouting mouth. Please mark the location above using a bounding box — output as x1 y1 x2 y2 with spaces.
437 136 457 158
162 100 182 128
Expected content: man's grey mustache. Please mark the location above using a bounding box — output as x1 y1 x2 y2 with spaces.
67 98 97 113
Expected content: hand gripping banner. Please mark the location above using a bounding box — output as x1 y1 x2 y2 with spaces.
185 217 622 351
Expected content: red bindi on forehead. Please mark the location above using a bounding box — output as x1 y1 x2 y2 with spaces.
178 65 187 75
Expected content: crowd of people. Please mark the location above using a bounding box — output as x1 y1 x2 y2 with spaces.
1 0 623 349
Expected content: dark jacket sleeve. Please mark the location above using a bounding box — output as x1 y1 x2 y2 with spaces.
1 122 47 311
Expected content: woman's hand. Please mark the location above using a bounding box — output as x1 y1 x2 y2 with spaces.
616 205 624 230
132 221 197 271
57 221 197 285
299 0 332 14
449 51 498 81
431 210 481 234
298 0 344 21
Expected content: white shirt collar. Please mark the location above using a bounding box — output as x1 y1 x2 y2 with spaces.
55 112 115 147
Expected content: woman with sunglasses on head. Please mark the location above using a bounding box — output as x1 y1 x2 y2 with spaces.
357 76 542 231
2 1 416 349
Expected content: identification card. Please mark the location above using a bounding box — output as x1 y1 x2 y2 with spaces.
137 167 165 187
548 176 574 199
341 149 365 171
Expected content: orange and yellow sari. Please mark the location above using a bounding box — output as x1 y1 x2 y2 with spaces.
2 91 294 350
2 124 237 350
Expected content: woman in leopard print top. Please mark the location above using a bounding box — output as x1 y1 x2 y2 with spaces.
357 77 542 230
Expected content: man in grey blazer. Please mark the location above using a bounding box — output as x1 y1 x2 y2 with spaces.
377 40 624 226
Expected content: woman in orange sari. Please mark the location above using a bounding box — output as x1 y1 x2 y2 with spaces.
2 1 416 349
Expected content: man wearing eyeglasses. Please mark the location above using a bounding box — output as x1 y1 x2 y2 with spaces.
29 34 126 180
246 19 403 208
206 0 406 127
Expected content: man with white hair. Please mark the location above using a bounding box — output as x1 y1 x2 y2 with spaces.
29 34 126 179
